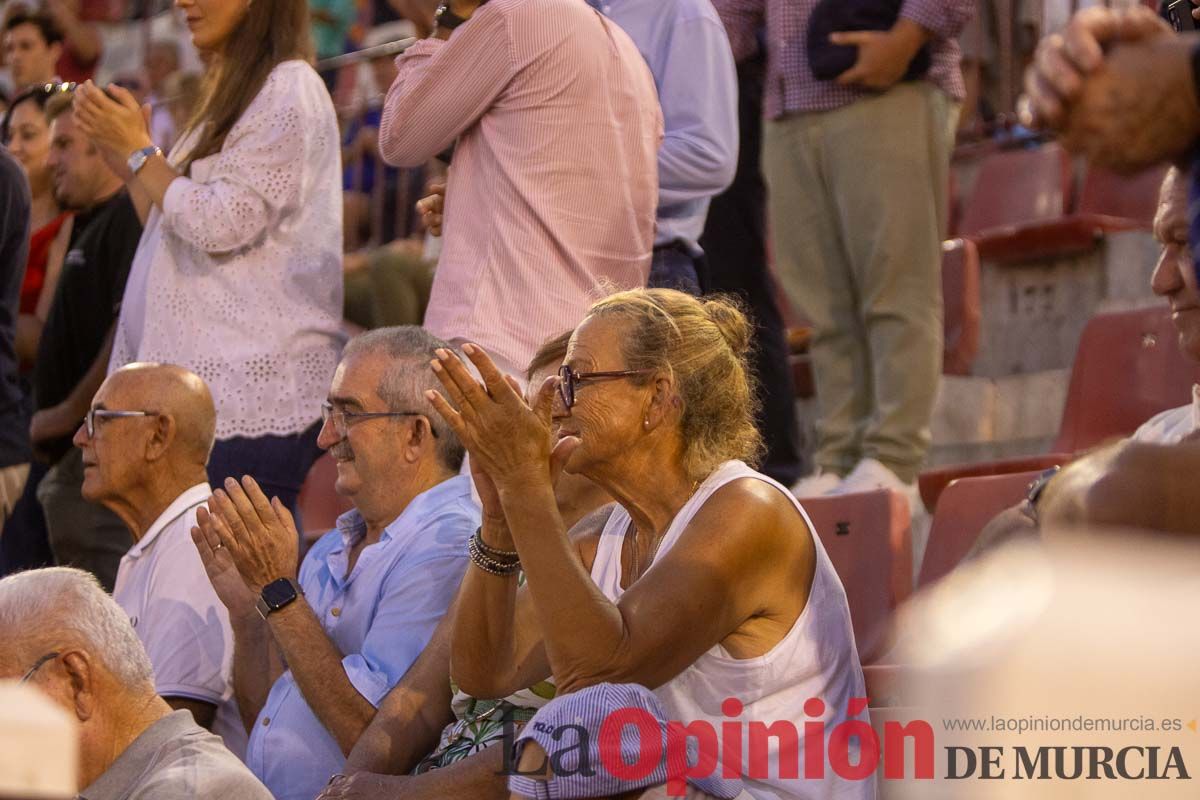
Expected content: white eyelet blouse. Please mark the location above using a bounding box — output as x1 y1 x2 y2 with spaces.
109 60 345 440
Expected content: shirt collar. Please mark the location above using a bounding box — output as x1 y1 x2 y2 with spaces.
332 474 474 553
78 711 196 800
126 483 211 559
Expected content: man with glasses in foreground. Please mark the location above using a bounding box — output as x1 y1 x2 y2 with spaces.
193 325 479 800
0 566 271 798
72 362 247 756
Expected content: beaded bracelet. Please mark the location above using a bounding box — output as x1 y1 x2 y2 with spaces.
468 534 521 576
473 526 519 560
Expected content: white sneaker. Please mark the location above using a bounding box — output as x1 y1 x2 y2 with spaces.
790 469 843 498
833 458 924 513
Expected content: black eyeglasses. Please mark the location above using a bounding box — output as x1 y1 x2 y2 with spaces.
320 401 438 437
84 408 158 438
19 651 59 684
556 365 652 410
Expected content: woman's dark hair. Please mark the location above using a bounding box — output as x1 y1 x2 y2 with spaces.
1 84 56 144
178 0 313 173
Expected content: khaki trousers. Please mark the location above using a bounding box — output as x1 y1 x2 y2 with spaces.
763 82 958 482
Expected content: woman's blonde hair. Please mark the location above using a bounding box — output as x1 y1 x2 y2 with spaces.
586 288 763 479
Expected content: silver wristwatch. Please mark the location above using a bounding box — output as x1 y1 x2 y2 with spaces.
127 145 163 176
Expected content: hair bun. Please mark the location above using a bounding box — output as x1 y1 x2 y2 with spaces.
702 296 752 357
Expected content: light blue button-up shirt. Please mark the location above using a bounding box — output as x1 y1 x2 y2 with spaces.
245 475 479 800
587 0 739 252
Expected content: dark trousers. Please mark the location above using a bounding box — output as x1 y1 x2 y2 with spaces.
0 459 52 579
648 242 703 296
206 421 324 521
700 56 805 486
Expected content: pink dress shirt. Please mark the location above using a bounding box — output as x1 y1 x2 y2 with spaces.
379 0 662 373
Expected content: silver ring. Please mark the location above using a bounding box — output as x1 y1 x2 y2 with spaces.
213 543 224 550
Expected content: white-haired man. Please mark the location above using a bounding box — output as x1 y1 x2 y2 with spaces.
195 325 479 800
0 566 271 798
73 362 244 755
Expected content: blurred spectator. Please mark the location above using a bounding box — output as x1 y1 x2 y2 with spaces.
959 0 1039 130
162 69 201 135
193 327 478 800
343 20 421 251
1022 5 1196 172
0 682 78 800
76 364 246 756
311 0 358 91
75 0 344 519
342 239 433 330
143 39 178 152
716 0 972 508
586 0 738 294
701 52 804 486
2 10 63 89
1 85 72 373
0 146 30 526
0 567 272 798
380 0 661 379
26 91 140 591
42 0 102 83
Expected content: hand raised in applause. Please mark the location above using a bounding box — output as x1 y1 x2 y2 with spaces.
196 476 300 596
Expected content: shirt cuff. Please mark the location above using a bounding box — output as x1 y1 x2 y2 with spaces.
342 655 390 707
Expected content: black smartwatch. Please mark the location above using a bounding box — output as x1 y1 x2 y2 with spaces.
257 577 304 619
434 3 469 32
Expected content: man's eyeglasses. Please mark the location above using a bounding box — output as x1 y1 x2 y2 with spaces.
556 365 652 410
84 408 158 438
19 651 59 684
320 401 438 437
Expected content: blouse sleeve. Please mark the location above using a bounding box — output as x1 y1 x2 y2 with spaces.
160 65 327 255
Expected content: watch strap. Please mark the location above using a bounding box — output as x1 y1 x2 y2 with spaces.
127 144 162 176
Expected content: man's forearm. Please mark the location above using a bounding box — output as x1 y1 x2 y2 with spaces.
231 611 284 731
61 325 115 420
268 598 377 755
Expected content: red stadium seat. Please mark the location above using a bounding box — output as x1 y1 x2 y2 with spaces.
917 470 1046 589
941 238 981 376
918 453 1069 515
1053 307 1200 453
296 453 352 541
920 307 1197 513
958 143 1071 237
1076 163 1168 227
800 490 912 663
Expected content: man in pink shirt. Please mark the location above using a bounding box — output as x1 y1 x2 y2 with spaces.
379 0 662 376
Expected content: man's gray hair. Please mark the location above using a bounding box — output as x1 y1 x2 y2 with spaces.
342 326 465 471
0 568 154 690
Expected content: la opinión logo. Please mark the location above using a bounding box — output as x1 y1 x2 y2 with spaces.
500 697 1193 795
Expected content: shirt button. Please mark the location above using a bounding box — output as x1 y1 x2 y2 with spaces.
331 607 341 617
262 717 271 727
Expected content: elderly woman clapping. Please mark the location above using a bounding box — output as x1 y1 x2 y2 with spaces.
427 289 871 800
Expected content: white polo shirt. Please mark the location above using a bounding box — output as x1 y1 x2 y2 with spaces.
112 483 248 758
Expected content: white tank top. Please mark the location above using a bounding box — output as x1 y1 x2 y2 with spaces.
590 461 874 800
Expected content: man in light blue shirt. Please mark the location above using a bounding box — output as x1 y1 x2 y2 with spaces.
192 326 479 800
587 0 739 294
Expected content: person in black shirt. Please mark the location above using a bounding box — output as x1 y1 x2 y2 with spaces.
0 149 31 523
25 91 140 590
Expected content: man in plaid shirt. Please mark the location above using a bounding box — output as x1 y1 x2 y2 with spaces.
714 0 974 506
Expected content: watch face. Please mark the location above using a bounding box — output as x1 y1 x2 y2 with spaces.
261 578 298 609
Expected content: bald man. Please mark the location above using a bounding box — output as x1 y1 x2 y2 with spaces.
71 362 247 757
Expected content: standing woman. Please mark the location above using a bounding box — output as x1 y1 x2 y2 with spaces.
2 85 72 371
71 0 344 513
